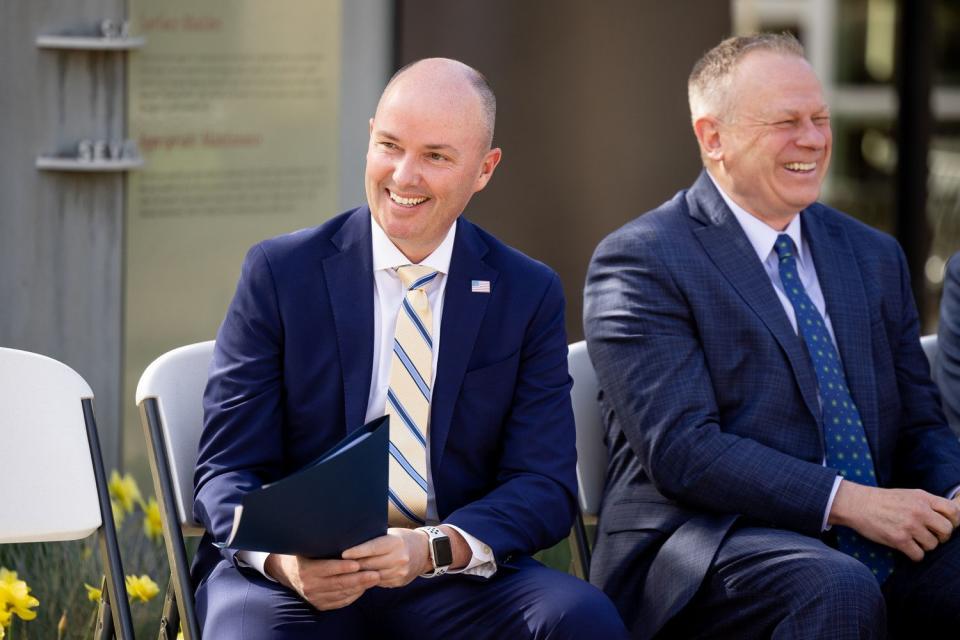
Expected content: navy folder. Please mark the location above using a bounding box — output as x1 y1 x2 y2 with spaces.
223 415 389 558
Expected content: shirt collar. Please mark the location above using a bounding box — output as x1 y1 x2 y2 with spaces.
370 215 456 275
706 171 806 267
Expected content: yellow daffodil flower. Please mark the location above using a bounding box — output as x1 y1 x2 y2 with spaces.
143 498 163 542
0 606 10 629
0 568 39 622
84 583 102 603
111 499 126 527
125 575 159 603
108 471 143 514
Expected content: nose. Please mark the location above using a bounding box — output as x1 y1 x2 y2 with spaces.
392 153 421 188
797 118 829 150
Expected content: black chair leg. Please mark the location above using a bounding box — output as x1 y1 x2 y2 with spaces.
572 511 591 578
159 579 181 640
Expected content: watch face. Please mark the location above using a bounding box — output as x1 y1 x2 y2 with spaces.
433 536 453 567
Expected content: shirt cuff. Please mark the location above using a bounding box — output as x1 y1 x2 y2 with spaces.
947 484 960 500
822 475 844 532
443 524 497 578
236 550 275 581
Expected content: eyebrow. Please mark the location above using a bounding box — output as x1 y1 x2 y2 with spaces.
375 130 457 152
779 106 831 117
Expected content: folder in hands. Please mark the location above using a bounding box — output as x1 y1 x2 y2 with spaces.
222 415 389 558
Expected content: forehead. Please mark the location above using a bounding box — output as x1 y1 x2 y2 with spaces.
373 74 486 148
727 51 827 118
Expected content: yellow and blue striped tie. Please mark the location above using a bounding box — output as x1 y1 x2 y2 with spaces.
386 265 438 526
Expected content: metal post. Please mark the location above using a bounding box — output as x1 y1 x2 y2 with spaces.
895 0 935 324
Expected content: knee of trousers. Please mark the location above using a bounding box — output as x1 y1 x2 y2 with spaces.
792 554 886 622
533 581 629 637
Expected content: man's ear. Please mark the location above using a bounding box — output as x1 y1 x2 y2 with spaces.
693 116 724 162
473 147 503 192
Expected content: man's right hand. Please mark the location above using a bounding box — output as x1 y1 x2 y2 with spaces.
828 481 960 561
264 554 381 610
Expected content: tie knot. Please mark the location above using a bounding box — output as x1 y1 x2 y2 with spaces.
774 234 796 262
396 265 438 291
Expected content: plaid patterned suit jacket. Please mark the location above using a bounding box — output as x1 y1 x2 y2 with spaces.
584 170 960 638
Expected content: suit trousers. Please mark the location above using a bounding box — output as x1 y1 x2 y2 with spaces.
657 524 960 639
196 555 630 639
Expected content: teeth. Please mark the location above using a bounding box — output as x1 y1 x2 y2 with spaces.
389 191 428 206
785 162 816 171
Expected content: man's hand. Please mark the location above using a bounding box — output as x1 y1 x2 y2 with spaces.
264 554 380 610
342 527 432 588
829 481 960 561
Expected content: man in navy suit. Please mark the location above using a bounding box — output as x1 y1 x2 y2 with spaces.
194 58 627 638
585 34 960 638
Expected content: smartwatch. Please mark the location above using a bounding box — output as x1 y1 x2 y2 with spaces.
418 526 453 577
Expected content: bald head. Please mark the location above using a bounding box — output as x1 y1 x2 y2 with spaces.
377 58 497 149
364 57 502 263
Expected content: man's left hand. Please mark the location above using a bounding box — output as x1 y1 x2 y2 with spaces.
342 528 431 588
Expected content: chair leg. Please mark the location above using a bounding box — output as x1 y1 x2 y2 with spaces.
84 399 136 640
141 399 202 640
93 576 114 640
572 510 592 578
159 578 181 640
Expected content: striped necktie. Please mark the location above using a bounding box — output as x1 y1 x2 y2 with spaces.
774 234 895 582
385 265 438 527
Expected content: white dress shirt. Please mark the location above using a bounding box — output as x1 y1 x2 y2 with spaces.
240 217 496 578
366 216 495 577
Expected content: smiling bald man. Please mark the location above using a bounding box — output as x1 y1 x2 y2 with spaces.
193 58 628 639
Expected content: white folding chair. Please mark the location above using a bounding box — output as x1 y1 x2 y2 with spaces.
0 347 135 639
136 341 214 640
921 333 938 370
567 340 607 576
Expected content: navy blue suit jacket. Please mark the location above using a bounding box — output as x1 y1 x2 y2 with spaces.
584 171 960 638
935 253 960 437
194 207 578 584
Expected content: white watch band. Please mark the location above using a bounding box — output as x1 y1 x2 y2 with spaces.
418 526 450 578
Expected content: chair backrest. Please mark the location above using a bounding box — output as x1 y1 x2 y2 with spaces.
136 341 214 534
0 347 135 638
567 340 607 516
0 348 101 542
921 333 938 371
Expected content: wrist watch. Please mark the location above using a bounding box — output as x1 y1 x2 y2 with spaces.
418 526 453 577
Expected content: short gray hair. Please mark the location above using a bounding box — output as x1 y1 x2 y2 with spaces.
688 33 805 122
385 59 497 148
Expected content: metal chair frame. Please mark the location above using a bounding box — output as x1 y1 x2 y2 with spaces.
136 341 213 640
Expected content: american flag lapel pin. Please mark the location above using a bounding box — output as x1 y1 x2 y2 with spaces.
471 279 491 294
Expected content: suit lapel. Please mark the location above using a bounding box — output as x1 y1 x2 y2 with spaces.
324 208 375 435
430 218 497 471
803 208 880 451
688 172 822 428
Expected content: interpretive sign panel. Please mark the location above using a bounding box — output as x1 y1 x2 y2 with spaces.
124 0 341 464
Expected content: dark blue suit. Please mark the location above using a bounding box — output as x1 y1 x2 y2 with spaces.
584 172 960 638
194 207 626 638
935 253 960 438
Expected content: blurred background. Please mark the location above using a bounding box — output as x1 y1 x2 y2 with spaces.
1 0 958 485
